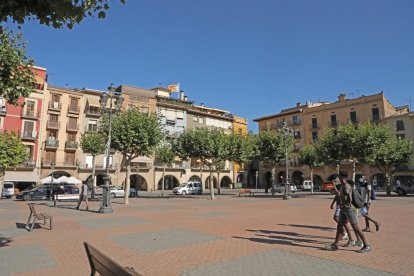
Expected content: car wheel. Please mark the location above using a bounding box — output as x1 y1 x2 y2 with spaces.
23 194 32 201
182 191 187 195
397 189 404 196
111 193 116 198
130 192 136 198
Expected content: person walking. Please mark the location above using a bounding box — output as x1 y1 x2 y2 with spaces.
325 171 371 253
359 176 380 232
76 181 89 211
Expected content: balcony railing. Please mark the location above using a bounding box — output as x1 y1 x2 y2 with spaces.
49 101 62 111
20 109 39 119
129 162 153 169
41 160 78 167
65 141 78 150
68 105 80 114
154 162 185 169
328 121 338 128
47 120 60 129
291 119 301 126
45 139 59 148
86 108 101 116
66 123 79 132
78 163 118 170
21 130 37 140
15 159 36 168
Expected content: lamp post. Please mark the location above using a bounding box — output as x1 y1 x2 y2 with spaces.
49 161 55 201
98 84 124 214
281 122 294 200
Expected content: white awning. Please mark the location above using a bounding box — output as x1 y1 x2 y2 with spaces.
4 171 39 182
56 176 69 183
87 96 101 107
66 176 82 184
40 176 60 184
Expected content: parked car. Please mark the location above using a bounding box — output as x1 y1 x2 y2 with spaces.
273 183 298 193
16 185 65 201
173 182 202 195
1 182 15 198
322 181 336 194
302 180 313 191
95 186 136 198
393 180 413 196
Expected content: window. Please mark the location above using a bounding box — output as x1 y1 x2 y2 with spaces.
69 97 79 111
330 114 337 127
396 120 404 131
312 131 318 142
372 108 380 121
25 100 36 117
88 106 100 115
292 115 300 125
68 117 77 126
193 116 198 122
397 134 405 139
44 150 56 163
67 133 76 142
350 111 357 123
199 117 204 124
47 131 57 140
176 110 184 119
294 130 301 138
87 119 98 132
311 118 318 129
23 121 35 137
64 152 76 166
50 114 59 122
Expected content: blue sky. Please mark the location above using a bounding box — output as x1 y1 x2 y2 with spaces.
8 0 414 132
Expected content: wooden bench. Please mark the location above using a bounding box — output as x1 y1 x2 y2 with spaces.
26 203 53 232
84 242 141 276
238 188 255 197
53 194 80 207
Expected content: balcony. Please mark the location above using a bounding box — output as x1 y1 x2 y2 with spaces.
129 162 153 170
65 141 78 150
369 116 382 124
41 160 78 168
45 139 59 149
0 105 6 115
66 123 79 132
20 109 39 119
21 130 37 140
154 161 185 169
68 105 80 114
86 108 101 117
328 121 338 128
48 101 62 112
47 120 60 130
78 162 118 171
15 159 36 169
291 119 301 126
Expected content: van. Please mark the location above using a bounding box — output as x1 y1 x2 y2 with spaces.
173 182 202 195
302 180 313 191
2 182 15 198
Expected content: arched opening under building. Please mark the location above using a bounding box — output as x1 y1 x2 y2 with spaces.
220 176 232 188
371 173 386 190
188 175 201 183
95 174 112 187
313 175 323 191
48 171 71 179
158 175 179 190
264 172 272 190
205 176 217 189
278 171 286 184
130 174 148 191
327 174 339 181
291 171 304 187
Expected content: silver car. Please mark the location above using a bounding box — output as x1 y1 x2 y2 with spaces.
173 182 202 195
273 183 298 193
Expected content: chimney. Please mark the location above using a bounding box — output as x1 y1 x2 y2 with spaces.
179 90 184 101
296 102 301 107
338 93 347 102
183 96 188 101
200 103 204 107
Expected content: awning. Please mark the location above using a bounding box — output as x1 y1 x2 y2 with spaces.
4 171 39 182
86 96 101 107
66 176 82 184
40 176 60 184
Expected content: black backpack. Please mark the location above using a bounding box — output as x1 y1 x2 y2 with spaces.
352 188 365 208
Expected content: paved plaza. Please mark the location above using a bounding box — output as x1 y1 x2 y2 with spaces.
0 191 413 275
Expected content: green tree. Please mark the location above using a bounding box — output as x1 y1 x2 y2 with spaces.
80 132 106 198
0 132 28 194
0 0 126 29
365 126 413 195
210 130 231 196
228 132 258 183
0 28 36 105
173 128 229 200
298 144 323 194
155 143 175 198
106 110 162 204
257 131 293 195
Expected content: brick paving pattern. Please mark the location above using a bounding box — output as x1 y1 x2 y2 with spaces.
0 191 413 275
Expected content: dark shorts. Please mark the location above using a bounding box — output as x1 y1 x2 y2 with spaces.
339 207 358 225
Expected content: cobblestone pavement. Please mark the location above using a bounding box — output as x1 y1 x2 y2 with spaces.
0 191 413 275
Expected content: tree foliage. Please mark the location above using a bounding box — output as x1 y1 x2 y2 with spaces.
0 0 126 29
228 132 257 165
256 131 292 167
298 144 323 193
80 132 106 157
155 143 175 165
0 28 36 105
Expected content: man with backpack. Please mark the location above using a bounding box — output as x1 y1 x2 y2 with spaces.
359 176 380 232
326 171 371 253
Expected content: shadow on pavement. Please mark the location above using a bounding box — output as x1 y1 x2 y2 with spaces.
278 224 336 231
15 222 29 231
0 235 13 247
233 236 325 250
247 229 332 240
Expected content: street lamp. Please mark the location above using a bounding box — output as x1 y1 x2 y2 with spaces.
49 161 55 201
281 122 294 200
98 84 124 214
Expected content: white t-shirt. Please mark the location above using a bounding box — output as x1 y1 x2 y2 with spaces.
360 182 372 203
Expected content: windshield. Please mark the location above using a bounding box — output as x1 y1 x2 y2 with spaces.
3 183 13 189
180 183 187 187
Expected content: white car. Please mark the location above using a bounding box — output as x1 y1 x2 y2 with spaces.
302 180 313 191
273 183 298 193
95 186 126 198
173 182 202 195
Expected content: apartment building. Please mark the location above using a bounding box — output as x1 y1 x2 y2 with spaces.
254 92 410 190
3 66 47 191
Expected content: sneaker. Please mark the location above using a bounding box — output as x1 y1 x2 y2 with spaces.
375 223 381 232
357 245 372 253
341 232 349 241
355 240 364 247
344 240 356 247
325 243 338 251
362 228 370 232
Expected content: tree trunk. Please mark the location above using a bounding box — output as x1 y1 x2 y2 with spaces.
209 166 215 200
386 171 391 196
0 169 5 199
161 164 166 198
200 166 203 192
124 163 131 205
352 161 356 183
271 166 275 196
217 171 221 195
91 156 96 199
310 167 314 194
